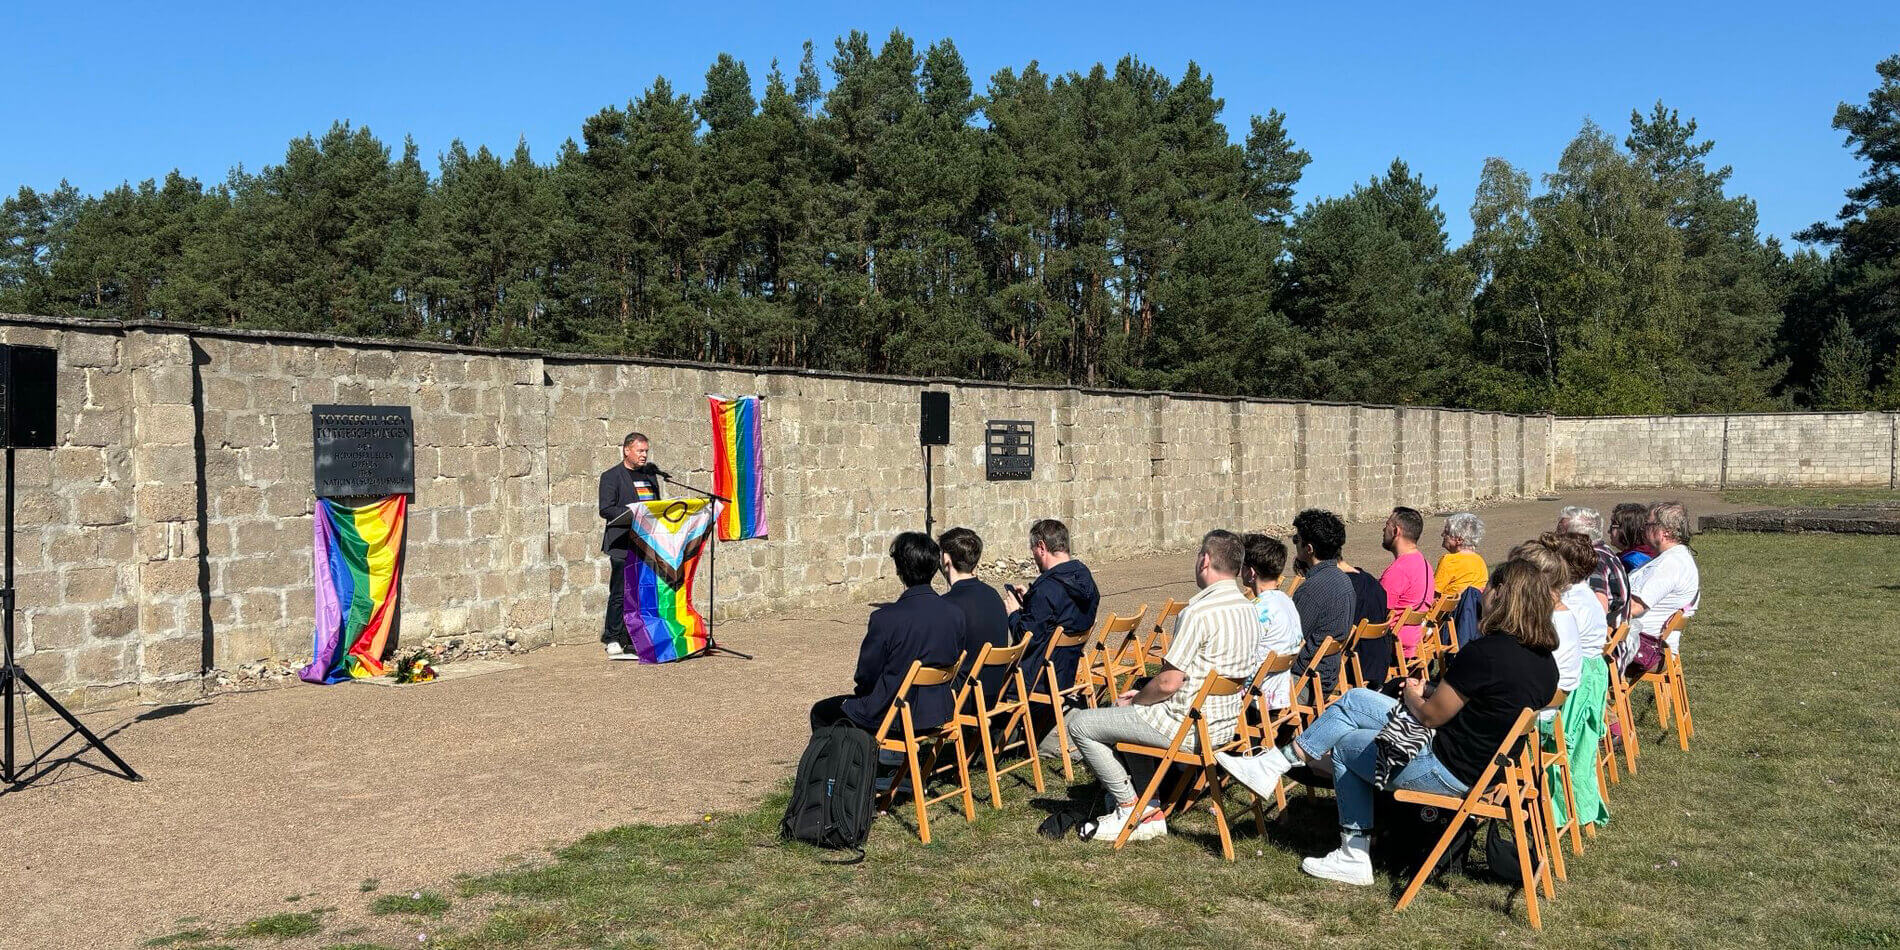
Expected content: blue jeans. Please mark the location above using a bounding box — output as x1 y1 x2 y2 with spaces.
1295 688 1468 833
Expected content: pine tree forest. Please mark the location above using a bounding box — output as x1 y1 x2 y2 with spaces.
5 33 1899 415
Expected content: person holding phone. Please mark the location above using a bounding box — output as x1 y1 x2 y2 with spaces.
1003 519 1099 736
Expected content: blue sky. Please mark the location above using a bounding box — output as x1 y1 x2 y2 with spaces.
5 1 1895 247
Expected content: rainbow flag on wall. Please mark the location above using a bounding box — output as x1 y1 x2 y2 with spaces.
708 394 767 541
623 497 716 663
301 495 408 684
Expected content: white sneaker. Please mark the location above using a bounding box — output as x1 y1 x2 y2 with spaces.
1216 747 1295 801
1301 838 1374 886
1124 810 1169 842
605 642 638 661
1089 806 1133 842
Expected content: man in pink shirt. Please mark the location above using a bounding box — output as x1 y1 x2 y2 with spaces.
1380 507 1435 658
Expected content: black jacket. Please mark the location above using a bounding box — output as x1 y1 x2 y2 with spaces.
844 585 965 731
942 578 1012 702
599 463 664 553
1008 559 1099 693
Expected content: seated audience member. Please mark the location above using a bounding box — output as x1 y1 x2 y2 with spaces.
1218 558 1559 885
937 527 1011 702
1434 512 1488 600
1003 518 1099 695
1509 539 1582 696
1380 506 1436 658
1611 502 1657 572
1066 531 1257 843
1626 501 1700 670
810 532 965 733
1242 533 1303 707
1558 505 1628 630
1288 510 1356 697
1542 529 1611 829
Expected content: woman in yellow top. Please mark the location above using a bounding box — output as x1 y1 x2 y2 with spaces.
1434 512 1488 599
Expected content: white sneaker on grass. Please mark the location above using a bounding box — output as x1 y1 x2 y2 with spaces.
1301 833 1374 886
1124 809 1169 842
1089 805 1168 843
1215 747 1295 801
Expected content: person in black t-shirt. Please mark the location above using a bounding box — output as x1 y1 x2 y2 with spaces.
1216 558 1558 886
937 527 1012 702
599 431 665 660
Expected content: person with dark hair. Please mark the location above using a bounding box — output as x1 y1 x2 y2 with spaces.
1065 530 1257 844
937 527 1010 699
809 532 964 733
1289 509 1355 695
1003 518 1099 697
1610 502 1657 572
1243 533 1303 707
1381 506 1435 658
1219 557 1558 886
598 431 665 660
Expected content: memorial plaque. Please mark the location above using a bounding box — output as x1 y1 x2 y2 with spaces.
985 419 1035 481
313 405 414 497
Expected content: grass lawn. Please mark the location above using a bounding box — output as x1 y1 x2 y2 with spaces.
154 532 1899 949
1720 486 1900 508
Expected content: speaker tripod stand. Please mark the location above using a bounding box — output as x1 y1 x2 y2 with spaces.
2 445 141 789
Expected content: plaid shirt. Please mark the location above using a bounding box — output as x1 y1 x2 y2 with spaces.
1589 541 1630 628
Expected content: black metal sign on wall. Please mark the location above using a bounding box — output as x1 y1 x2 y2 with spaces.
312 405 415 497
985 419 1035 480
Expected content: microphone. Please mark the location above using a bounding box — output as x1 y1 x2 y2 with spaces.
640 462 673 480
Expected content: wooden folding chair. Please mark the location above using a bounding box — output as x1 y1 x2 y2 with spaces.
1340 618 1393 690
1234 650 1298 813
871 654 976 844
1084 606 1149 703
951 640 1044 809
1635 611 1694 751
1140 598 1187 664
1284 573 1305 597
1389 607 1431 680
1536 691 1582 874
1394 708 1557 930
1285 636 1345 728
1600 621 1638 781
1109 671 1259 860
1027 625 1096 781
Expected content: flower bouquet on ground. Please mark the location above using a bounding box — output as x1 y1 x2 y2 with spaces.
393 650 439 684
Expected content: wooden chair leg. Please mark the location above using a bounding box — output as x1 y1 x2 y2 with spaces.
1010 706 1046 793
951 729 977 821
1396 815 1470 913
1554 726 1583 857
1048 696 1075 782
977 715 1004 809
1509 793 1544 930
1620 682 1641 774
1203 765 1237 861
904 731 931 845
1112 757 1174 851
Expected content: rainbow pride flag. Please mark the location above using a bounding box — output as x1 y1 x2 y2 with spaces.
623 497 716 663
708 394 767 541
301 495 408 684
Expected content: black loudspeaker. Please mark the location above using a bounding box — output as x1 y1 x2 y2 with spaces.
0 344 57 449
919 391 950 446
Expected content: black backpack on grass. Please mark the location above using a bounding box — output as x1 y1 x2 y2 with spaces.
780 724 876 863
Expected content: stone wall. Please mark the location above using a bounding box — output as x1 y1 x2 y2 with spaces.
1550 412 1898 489
1 314 1552 708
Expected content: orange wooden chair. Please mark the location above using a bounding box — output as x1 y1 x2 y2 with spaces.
951 639 1044 809
871 654 976 844
1084 606 1149 703
1108 671 1259 860
1284 573 1305 597
1286 636 1346 728
1395 708 1557 930
1233 650 1299 813
1389 607 1432 680
1635 611 1694 751
1141 598 1187 663
1026 625 1096 781
1340 618 1393 690
1600 621 1638 781
1536 690 1582 875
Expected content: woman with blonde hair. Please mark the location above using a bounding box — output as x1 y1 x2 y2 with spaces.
1217 557 1559 886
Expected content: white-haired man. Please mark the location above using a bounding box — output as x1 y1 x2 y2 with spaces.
1625 501 1699 670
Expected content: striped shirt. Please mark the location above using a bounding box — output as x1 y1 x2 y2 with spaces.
1138 579 1259 745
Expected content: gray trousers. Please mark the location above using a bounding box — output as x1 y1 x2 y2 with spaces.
1063 705 1175 805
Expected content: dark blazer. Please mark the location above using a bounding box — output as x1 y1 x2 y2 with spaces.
599 463 664 553
942 578 1012 701
843 585 965 731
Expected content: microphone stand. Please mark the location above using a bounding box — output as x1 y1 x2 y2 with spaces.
659 472 754 660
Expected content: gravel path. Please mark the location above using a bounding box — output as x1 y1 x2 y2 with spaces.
0 490 1740 949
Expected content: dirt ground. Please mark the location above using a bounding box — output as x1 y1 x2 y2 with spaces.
0 490 1741 950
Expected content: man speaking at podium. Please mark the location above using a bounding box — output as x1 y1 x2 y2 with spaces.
600 431 665 660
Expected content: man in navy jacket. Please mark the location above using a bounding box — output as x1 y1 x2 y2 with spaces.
810 532 965 733
1004 518 1100 696
937 526 1012 702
